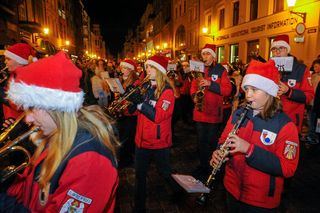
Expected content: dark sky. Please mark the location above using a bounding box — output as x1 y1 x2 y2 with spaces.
83 0 152 57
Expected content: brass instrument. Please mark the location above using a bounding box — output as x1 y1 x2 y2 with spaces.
196 104 252 205
0 66 9 84
194 72 205 112
0 113 40 182
107 75 150 118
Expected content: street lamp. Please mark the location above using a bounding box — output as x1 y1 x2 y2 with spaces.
201 27 214 41
287 0 306 23
43 28 49 35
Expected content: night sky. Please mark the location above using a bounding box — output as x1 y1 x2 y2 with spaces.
83 0 152 57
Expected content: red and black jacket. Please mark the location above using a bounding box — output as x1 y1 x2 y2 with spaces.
220 107 299 209
280 59 314 132
5 129 118 212
190 63 232 123
135 84 175 149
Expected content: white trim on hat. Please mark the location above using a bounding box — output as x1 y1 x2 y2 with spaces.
271 41 290 53
120 61 134 70
4 50 29 65
145 60 166 74
201 48 216 58
8 80 84 112
241 74 279 97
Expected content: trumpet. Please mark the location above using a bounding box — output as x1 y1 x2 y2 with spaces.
196 104 251 205
0 126 40 182
107 75 150 118
0 113 40 182
0 66 9 84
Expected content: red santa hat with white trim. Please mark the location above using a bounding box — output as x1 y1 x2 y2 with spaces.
4 43 37 65
145 55 169 74
201 44 216 58
7 51 84 112
241 59 279 97
120 59 138 71
271 34 291 53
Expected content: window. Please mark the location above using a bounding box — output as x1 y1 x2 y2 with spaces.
184 0 186 13
273 0 284 13
230 44 239 63
179 4 181 16
233 1 240 26
217 46 225 63
219 9 225 30
250 0 258 21
176 7 178 19
207 15 212 34
247 40 259 63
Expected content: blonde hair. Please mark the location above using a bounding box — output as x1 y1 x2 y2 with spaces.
32 105 119 189
154 67 171 99
122 70 138 90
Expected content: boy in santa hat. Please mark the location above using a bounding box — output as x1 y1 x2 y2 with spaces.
191 43 232 180
211 59 299 211
2 43 37 121
270 34 314 136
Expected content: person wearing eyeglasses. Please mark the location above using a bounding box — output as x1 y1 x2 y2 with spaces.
270 34 314 135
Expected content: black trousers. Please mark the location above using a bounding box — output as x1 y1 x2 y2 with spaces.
196 122 220 171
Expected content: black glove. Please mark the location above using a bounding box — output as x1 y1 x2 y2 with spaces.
127 89 144 105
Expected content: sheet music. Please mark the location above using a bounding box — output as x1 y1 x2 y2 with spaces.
105 78 125 94
171 174 210 193
271 57 294 72
167 63 177 71
189 60 204 73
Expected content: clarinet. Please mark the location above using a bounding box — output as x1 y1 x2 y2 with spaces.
196 103 252 205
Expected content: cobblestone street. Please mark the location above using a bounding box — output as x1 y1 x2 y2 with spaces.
116 120 320 213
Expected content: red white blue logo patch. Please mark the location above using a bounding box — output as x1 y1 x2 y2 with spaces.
260 129 277 145
211 74 218 81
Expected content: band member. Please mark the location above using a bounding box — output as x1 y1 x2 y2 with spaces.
128 55 179 213
2 43 37 121
117 59 139 167
211 60 299 212
270 34 314 133
191 44 232 180
0 51 119 212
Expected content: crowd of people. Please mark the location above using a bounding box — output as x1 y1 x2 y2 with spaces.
0 33 319 212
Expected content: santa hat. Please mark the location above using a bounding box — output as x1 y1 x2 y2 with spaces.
120 59 137 71
145 55 169 74
7 51 84 112
271 34 291 53
4 43 37 65
241 60 279 97
201 44 216 58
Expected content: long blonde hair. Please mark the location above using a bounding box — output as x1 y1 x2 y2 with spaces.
122 70 138 90
32 105 119 189
154 68 172 99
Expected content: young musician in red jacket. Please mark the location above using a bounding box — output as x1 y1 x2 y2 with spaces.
270 34 314 133
0 51 119 212
128 55 179 213
2 43 37 121
191 44 232 179
117 59 139 167
211 60 299 212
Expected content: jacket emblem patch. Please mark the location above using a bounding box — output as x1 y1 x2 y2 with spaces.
287 79 296 87
59 189 92 213
161 100 171 111
211 74 218 81
284 141 298 160
260 129 277 145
